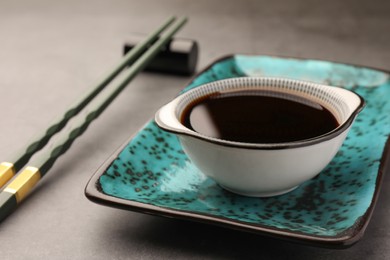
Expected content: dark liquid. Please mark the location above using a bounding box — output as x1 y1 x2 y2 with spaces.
181 91 339 143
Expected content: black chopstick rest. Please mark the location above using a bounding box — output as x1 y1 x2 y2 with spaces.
124 35 198 76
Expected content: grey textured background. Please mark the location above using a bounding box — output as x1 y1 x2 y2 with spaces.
0 0 389 259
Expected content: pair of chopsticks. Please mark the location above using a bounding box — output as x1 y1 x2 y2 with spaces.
0 16 187 222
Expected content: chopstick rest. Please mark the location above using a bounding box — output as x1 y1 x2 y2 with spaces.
124 36 198 75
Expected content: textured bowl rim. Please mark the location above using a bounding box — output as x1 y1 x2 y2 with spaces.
155 77 365 150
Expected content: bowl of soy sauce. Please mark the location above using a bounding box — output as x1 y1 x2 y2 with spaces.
155 77 365 197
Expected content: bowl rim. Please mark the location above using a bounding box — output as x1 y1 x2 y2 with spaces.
155 77 366 150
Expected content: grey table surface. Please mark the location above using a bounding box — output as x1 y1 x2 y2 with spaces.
0 0 389 259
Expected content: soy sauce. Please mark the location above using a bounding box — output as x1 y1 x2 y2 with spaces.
181 91 339 143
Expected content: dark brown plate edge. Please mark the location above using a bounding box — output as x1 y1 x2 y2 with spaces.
85 54 390 249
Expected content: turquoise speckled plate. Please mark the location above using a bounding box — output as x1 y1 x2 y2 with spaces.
85 55 390 248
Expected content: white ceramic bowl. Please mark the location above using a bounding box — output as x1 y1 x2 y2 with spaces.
155 77 365 197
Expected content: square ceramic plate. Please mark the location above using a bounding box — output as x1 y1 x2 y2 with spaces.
85 55 390 248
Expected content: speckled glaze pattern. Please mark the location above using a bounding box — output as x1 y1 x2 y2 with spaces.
93 55 390 244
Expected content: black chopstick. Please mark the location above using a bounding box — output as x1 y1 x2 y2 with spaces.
0 16 187 222
0 16 176 189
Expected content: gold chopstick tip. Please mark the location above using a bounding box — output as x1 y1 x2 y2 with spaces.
4 167 41 203
0 162 15 187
